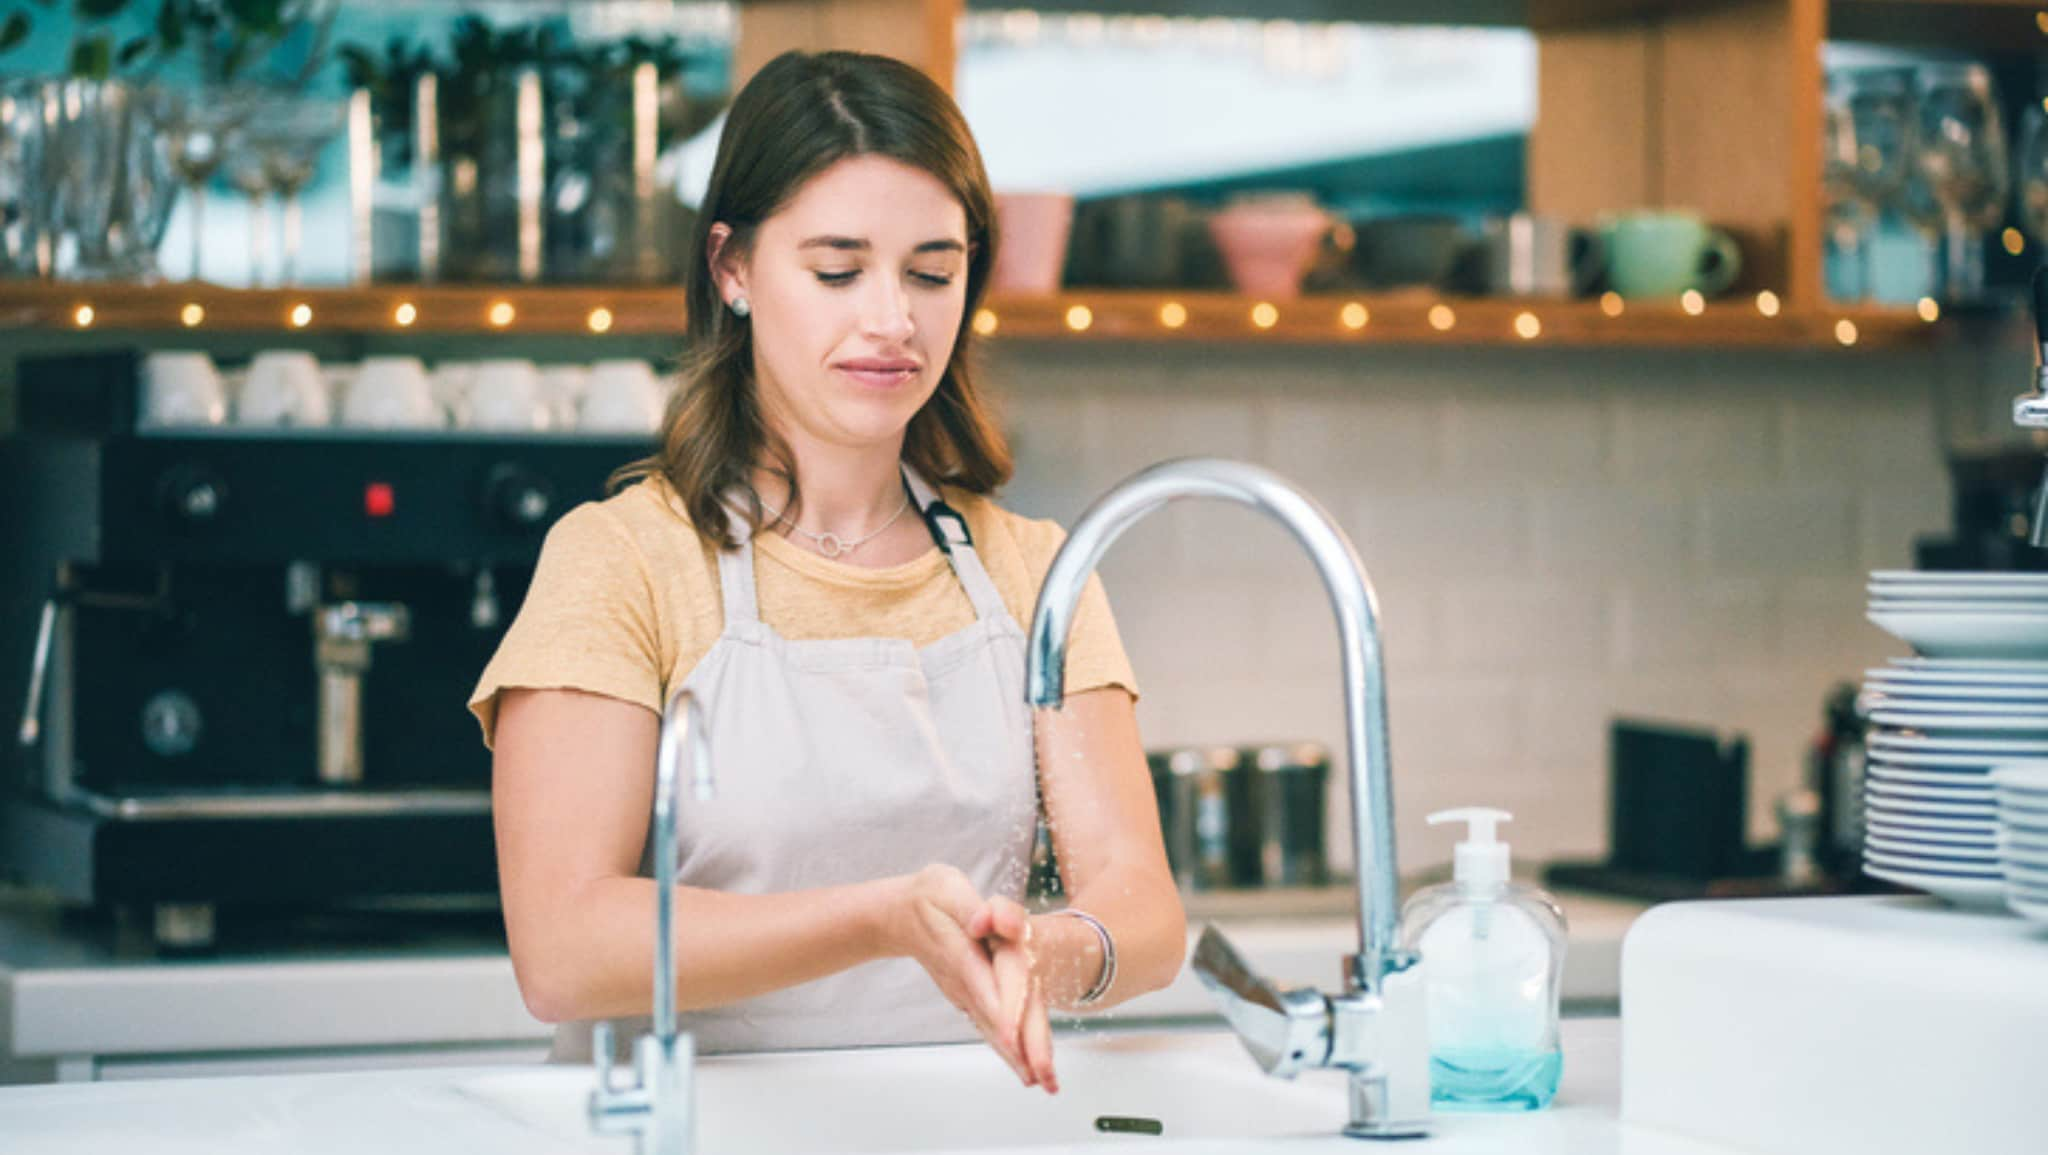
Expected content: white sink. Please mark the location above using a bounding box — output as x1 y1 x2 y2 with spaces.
451 1031 1352 1153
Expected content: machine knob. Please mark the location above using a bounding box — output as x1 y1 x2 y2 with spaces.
159 465 227 526
485 464 555 530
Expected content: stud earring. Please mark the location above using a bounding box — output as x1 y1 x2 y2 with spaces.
730 296 751 318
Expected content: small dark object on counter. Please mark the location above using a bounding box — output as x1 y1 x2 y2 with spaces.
1095 1116 1164 1136
1609 719 1749 881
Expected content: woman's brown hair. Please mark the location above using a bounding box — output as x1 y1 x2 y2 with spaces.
611 49 1013 551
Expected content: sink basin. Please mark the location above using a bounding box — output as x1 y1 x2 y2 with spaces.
451 1031 1352 1153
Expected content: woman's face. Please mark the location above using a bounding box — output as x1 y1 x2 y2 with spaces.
716 155 971 453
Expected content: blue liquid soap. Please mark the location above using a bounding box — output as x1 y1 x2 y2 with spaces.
1429 1046 1564 1111
1398 808 1569 1113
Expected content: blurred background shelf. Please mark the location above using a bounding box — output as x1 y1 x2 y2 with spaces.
0 283 1954 349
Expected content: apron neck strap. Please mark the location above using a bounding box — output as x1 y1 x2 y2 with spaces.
715 463 1011 627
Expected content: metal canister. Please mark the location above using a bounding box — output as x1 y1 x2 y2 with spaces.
1248 742 1330 887
1161 746 1240 891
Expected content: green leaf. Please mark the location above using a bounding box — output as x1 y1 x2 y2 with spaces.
77 0 128 20
0 12 31 54
69 33 112 79
117 34 149 67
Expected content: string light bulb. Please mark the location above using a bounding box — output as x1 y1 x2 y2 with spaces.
1835 318 1859 346
1340 302 1369 330
973 308 999 336
289 303 313 328
1064 304 1092 332
1599 292 1625 317
1158 301 1187 329
1250 302 1279 329
1680 290 1705 316
1513 311 1541 340
487 300 516 328
1754 290 1780 318
72 304 95 328
587 306 615 334
180 303 205 328
1428 304 1456 331
1916 297 1940 323
394 302 418 327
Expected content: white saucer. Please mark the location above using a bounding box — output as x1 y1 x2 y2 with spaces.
1866 608 2048 657
1886 658 2048 683
1865 833 1997 863
1868 709 2048 733
1863 862 2008 909
2003 893 2048 926
1865 794 1997 818
1868 600 2048 614
1871 571 2048 586
1859 693 2048 717
1867 820 1992 847
1862 680 2048 706
1866 755 1985 778
1867 777 1991 803
1868 731 2048 757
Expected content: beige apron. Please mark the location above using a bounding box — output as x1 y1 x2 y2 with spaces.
551 464 1038 1061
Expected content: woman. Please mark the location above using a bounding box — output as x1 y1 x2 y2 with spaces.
470 50 1183 1094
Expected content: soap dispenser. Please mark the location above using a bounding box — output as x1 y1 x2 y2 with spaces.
1398 807 1568 1111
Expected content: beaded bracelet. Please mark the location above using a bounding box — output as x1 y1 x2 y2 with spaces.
1053 908 1117 1004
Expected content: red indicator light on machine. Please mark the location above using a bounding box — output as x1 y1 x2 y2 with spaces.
364 482 396 518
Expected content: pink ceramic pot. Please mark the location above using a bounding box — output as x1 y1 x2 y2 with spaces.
1207 199 1334 300
991 192 1075 294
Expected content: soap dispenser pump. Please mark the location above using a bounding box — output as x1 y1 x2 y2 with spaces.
1398 807 1568 1111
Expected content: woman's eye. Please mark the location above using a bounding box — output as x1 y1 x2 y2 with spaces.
911 271 955 288
815 270 858 285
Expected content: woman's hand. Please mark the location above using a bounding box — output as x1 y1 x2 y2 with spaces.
968 896 1057 1094
889 865 1032 1083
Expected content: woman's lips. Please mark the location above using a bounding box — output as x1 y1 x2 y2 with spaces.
834 364 919 390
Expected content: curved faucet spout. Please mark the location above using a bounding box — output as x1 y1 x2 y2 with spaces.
653 686 717 1043
1023 458 1403 993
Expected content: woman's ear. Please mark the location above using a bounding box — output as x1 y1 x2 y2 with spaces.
706 222 748 308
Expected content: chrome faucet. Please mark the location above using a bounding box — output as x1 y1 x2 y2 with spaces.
1025 458 1429 1138
2019 268 2048 547
589 687 716 1155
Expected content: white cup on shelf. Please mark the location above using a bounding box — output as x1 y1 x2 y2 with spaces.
465 358 552 431
342 356 441 430
539 364 589 431
236 350 331 428
579 359 666 435
139 351 229 429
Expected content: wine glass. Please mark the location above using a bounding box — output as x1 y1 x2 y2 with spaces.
226 143 274 286
2016 105 2048 255
140 86 257 283
244 97 346 286
1824 68 1917 301
1912 62 2009 302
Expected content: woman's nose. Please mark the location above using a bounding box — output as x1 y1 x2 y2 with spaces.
859 276 917 342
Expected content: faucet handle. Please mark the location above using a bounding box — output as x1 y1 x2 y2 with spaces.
2018 392 2048 428
1190 925 1331 1078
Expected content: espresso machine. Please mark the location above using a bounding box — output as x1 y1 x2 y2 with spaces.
2 349 652 949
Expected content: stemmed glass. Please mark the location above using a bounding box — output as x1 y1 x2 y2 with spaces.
140 86 256 283
2015 105 2048 257
1912 62 2009 302
226 141 274 286
1823 69 1916 301
251 99 346 285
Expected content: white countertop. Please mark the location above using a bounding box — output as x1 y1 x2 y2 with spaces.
0 886 1646 1072
0 1018 1744 1155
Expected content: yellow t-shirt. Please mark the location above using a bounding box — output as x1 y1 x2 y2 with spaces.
468 476 1139 747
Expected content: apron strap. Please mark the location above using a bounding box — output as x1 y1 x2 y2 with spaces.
715 498 763 626
902 464 1010 625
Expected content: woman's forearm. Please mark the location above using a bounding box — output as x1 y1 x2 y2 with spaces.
513 873 908 1023
1030 862 1187 1011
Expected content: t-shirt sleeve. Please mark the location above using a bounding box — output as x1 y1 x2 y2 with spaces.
468 502 664 748
1012 516 1141 702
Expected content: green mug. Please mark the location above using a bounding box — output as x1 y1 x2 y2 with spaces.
1600 213 1743 299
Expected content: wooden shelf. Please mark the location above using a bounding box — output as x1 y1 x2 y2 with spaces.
0 283 1954 350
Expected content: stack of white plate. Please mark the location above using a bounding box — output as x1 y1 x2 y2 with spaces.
1865 571 2048 657
1857 658 2048 908
1989 762 2048 925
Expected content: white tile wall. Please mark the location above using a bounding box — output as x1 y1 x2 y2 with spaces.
987 340 1961 872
